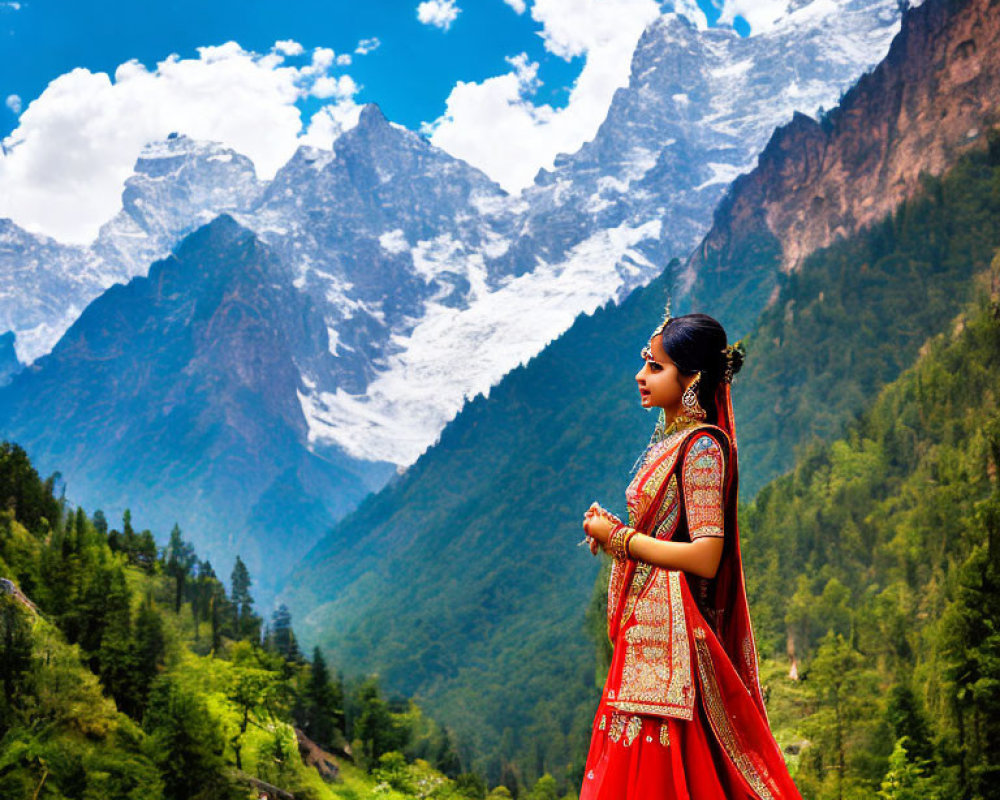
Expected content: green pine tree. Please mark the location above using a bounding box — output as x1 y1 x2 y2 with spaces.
877 737 939 800
98 566 139 716
143 676 237 800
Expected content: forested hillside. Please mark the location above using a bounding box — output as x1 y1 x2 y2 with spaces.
736 133 1000 494
732 258 1000 799
0 443 565 799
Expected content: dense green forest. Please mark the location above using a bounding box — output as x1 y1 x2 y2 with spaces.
0 443 575 799
746 261 1000 799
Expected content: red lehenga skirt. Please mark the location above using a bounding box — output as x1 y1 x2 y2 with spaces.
580 573 802 800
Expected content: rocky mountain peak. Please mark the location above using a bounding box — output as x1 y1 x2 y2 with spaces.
355 101 391 131
687 0 1000 295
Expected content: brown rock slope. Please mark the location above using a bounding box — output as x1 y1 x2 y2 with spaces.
687 0 1000 316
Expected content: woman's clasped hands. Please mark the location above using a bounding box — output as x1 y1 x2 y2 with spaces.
581 502 621 556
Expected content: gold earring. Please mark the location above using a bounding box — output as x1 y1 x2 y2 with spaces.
681 372 706 421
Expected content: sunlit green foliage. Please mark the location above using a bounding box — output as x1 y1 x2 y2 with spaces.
0 443 494 799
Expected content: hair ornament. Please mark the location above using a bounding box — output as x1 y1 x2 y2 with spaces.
650 294 673 342
722 339 746 384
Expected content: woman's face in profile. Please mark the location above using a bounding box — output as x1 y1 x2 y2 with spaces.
635 333 688 412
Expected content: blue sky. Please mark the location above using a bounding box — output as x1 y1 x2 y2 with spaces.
1 0 740 140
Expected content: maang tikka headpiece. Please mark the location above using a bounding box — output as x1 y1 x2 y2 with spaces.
653 294 672 343
641 295 673 363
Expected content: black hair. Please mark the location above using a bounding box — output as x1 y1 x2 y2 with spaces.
658 313 743 425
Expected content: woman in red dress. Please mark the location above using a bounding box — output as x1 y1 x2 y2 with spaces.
579 311 802 800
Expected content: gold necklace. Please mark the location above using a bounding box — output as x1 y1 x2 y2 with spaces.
654 408 701 441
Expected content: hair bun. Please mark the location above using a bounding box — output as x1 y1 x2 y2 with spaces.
723 341 745 383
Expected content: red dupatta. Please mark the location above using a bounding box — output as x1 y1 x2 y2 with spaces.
709 379 767 719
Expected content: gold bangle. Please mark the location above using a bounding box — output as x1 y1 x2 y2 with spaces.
608 523 626 560
609 524 639 561
623 529 639 559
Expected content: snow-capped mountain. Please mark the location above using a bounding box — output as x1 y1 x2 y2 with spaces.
92 134 264 275
1 134 265 364
510 0 905 295
275 0 905 466
0 220 103 365
1 0 904 470
0 215 395 597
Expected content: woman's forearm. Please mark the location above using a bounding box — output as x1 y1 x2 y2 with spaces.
626 533 724 579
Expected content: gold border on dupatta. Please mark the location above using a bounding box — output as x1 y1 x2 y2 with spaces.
693 627 777 800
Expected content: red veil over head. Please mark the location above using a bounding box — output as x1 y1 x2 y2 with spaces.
710 379 768 718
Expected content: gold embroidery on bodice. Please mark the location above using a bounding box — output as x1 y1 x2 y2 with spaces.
605 421 722 721
607 426 694 628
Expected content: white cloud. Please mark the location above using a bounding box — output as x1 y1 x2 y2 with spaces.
311 47 336 71
311 74 358 100
4 94 20 114
671 0 710 27
355 37 381 55
336 53 353 66
273 39 304 56
379 228 410 255
1 2 23 9
424 0 663 193
299 101 364 150
417 0 461 31
503 0 527 12
0 42 362 244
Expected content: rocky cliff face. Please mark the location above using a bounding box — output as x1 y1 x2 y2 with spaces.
687 0 1000 309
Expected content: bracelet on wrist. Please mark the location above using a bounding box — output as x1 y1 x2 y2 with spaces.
623 529 639 559
608 523 623 559
608 523 636 561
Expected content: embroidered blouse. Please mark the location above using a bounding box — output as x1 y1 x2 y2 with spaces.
680 433 726 542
